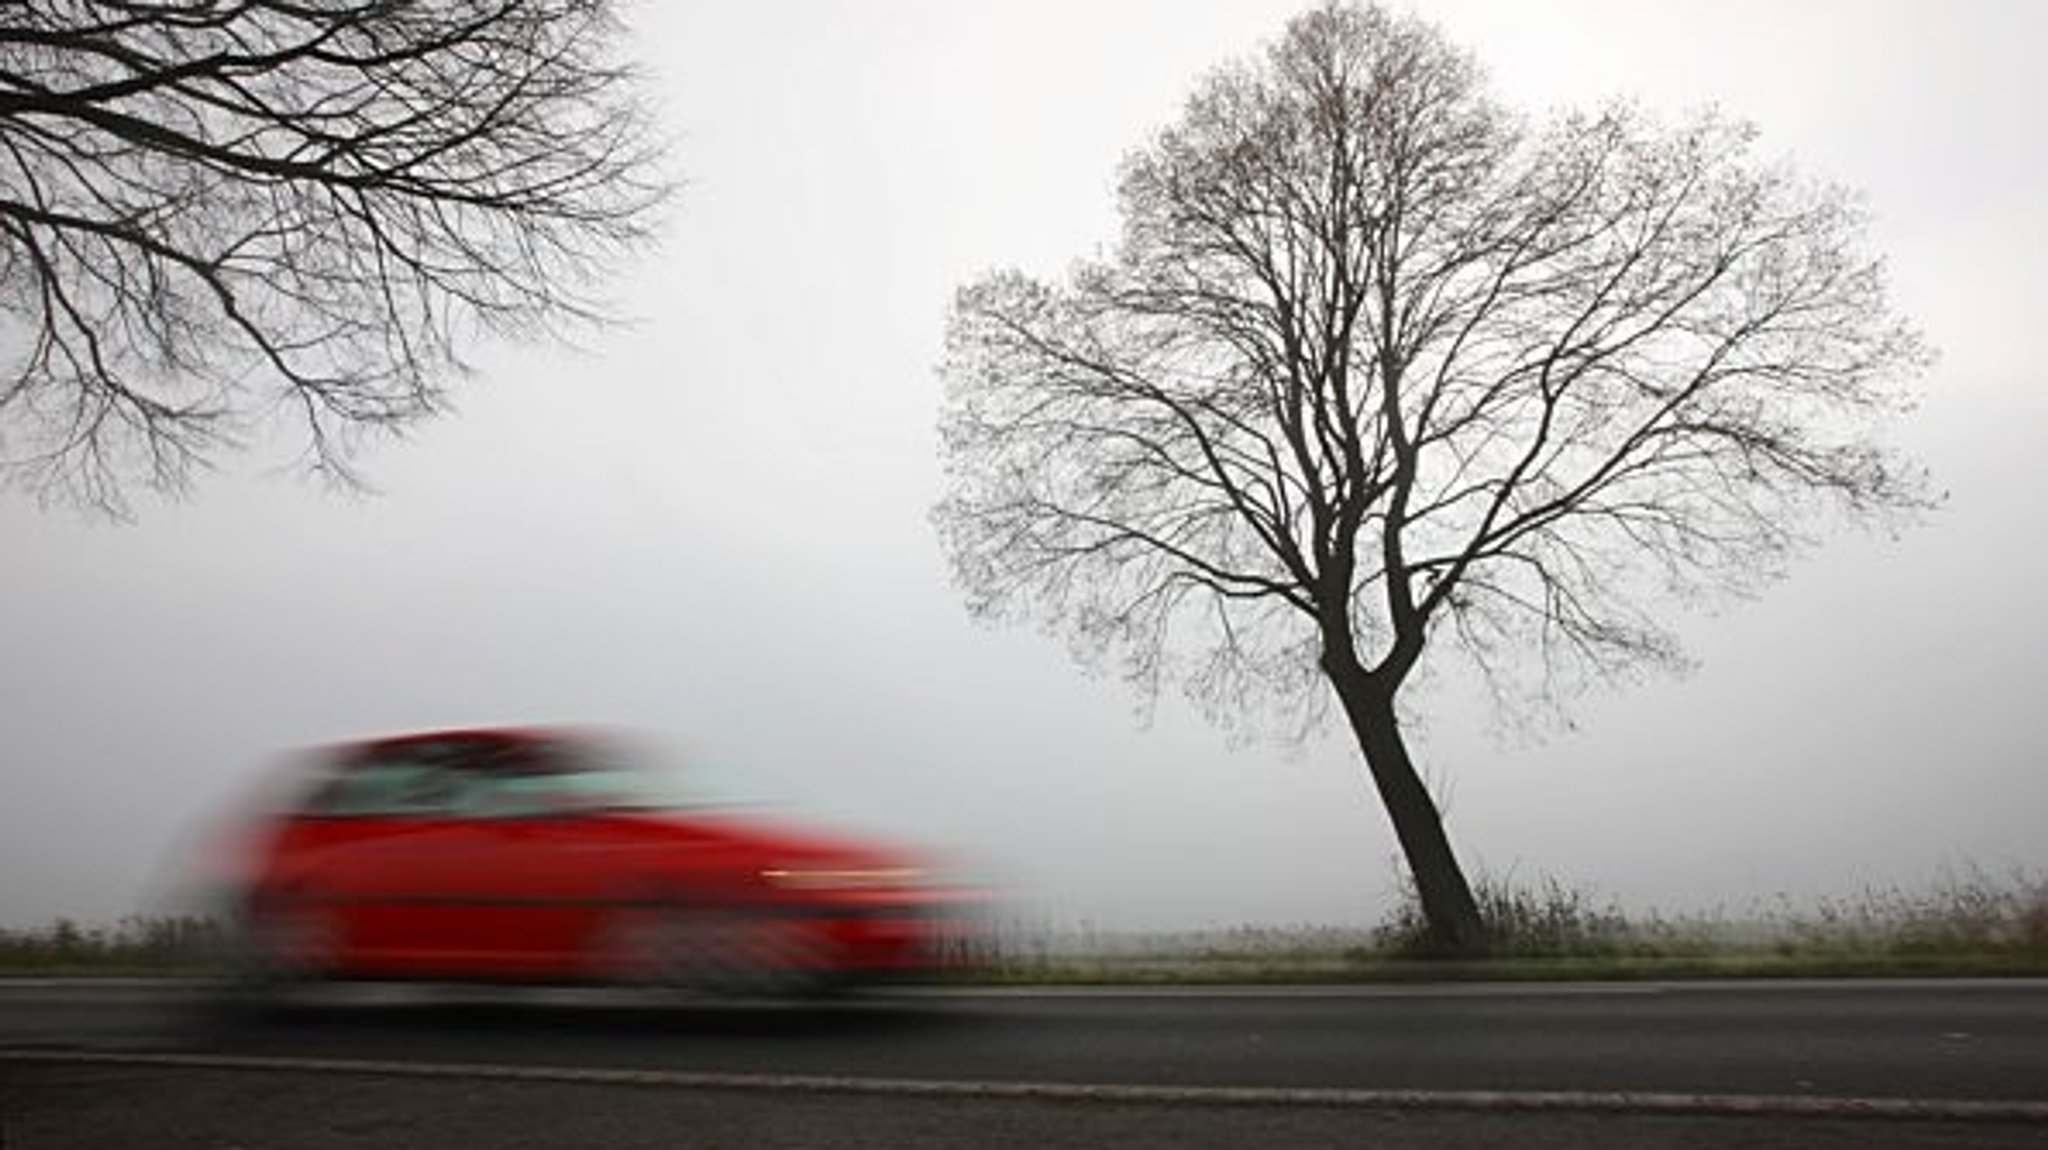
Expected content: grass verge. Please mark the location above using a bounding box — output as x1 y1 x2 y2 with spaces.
6 867 2045 983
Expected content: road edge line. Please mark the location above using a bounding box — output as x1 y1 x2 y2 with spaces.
5 1049 2047 1124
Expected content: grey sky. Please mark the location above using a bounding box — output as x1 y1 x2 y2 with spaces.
4 0 2044 931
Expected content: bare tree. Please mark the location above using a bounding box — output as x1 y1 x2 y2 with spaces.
1 0 669 512
936 2 1932 954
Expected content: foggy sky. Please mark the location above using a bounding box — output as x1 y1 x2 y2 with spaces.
4 0 2045 931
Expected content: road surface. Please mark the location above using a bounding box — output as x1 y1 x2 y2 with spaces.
4 979 2047 1148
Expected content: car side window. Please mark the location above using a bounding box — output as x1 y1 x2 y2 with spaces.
293 736 619 818
457 767 586 818
300 757 464 817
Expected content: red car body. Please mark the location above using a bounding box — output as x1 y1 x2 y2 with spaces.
215 727 982 994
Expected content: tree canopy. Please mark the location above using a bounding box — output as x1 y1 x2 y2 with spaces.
936 2 1931 951
0 0 669 511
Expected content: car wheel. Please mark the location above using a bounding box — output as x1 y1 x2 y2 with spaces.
213 895 338 1014
612 901 835 999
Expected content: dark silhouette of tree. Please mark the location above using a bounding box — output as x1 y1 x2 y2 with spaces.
936 2 1932 954
1 0 668 512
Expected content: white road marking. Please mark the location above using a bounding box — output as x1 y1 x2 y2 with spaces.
5 1049 2047 1124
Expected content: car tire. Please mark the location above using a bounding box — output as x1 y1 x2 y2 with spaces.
612 899 836 999
210 894 337 1016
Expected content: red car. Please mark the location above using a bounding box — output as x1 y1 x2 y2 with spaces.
211 727 983 998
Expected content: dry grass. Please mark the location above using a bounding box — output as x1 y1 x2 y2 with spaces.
0 915 222 973
5 867 2044 980
975 865 2048 980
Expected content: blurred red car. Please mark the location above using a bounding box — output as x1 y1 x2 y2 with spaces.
212 727 983 997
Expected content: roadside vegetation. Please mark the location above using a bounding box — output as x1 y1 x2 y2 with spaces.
976 867 2048 983
6 868 2044 981
0 915 223 976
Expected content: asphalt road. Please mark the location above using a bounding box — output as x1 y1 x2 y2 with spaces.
4 978 2047 1104
7 980 2048 1148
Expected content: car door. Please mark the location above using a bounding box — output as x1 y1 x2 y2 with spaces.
412 762 647 975
281 754 475 971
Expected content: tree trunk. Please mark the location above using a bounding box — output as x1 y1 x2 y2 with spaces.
1323 658 1489 956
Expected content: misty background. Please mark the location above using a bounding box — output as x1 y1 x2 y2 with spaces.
4 0 2044 931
